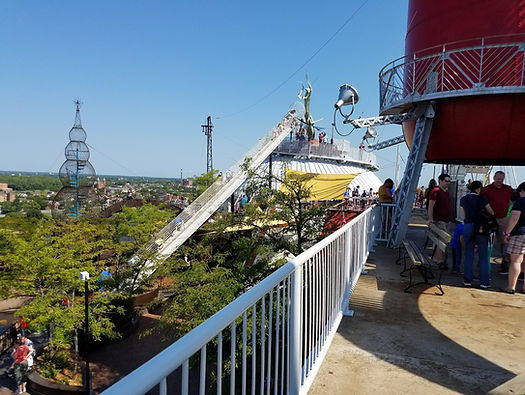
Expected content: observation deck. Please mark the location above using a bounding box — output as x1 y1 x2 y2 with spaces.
379 34 525 114
96 208 525 394
274 138 378 171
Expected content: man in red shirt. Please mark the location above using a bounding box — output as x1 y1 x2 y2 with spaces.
482 171 514 274
427 173 452 267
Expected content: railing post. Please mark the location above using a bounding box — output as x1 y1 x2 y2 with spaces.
289 266 303 394
479 38 484 84
342 227 354 317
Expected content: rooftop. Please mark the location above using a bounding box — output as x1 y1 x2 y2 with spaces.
310 213 525 395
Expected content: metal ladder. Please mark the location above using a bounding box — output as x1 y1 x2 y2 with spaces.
388 102 435 247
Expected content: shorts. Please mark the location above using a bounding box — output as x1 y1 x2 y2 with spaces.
506 235 525 255
495 217 509 245
14 361 28 386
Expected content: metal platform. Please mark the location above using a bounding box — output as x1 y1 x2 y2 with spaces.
379 34 525 114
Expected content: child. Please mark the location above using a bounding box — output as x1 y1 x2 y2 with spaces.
450 222 464 274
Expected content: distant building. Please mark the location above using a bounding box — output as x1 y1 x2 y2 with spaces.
0 183 15 202
181 179 193 187
94 178 107 193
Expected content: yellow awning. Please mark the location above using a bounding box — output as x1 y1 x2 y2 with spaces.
280 169 358 201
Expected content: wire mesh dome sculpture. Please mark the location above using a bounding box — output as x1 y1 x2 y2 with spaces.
52 186 101 220
59 160 96 187
52 101 102 220
69 125 87 142
65 141 90 161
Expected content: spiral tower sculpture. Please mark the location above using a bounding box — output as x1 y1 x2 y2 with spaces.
52 101 100 220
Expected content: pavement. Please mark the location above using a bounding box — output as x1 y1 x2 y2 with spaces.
309 215 525 395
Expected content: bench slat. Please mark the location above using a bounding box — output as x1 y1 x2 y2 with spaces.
429 223 452 243
403 241 423 266
427 231 448 253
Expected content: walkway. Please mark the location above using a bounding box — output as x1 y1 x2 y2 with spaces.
309 217 525 394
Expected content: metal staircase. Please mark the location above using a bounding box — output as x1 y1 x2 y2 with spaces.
388 102 435 247
146 110 301 259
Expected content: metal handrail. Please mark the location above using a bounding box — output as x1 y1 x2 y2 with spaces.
275 139 378 169
141 110 300 257
102 206 380 395
379 34 525 113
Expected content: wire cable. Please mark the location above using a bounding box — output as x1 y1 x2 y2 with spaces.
216 0 371 120
85 143 138 176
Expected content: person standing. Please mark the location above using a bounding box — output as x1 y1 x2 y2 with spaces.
501 182 525 294
424 179 437 211
11 339 30 394
427 174 452 267
378 179 393 203
20 336 35 372
482 171 514 274
460 181 495 288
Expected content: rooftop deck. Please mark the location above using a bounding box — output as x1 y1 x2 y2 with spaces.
274 139 378 170
309 213 525 395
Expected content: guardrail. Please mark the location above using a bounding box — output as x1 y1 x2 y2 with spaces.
102 206 380 395
374 203 395 243
0 322 18 356
275 139 377 169
379 34 525 113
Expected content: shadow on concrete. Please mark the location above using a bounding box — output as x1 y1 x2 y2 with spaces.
331 221 523 394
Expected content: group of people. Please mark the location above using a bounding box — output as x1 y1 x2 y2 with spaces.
343 186 376 209
9 335 34 394
426 171 525 293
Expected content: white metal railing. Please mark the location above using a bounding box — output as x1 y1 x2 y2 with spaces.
379 34 525 113
275 139 377 169
374 203 395 243
102 206 380 395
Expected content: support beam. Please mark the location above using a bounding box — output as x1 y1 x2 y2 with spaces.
388 102 435 248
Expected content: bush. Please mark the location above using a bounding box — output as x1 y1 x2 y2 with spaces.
38 346 73 380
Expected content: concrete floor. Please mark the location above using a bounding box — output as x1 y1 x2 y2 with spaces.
309 223 525 395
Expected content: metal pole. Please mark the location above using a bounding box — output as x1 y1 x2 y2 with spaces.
202 116 214 173
268 154 273 189
289 267 302 394
84 279 91 394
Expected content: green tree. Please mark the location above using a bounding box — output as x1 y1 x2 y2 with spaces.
107 203 174 293
1 203 174 362
1 216 124 375
191 170 220 199
0 199 22 214
0 174 62 191
239 160 327 254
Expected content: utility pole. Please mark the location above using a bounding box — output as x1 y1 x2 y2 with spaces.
201 116 214 173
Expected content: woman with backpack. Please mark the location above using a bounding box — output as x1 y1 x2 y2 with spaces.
501 182 525 294
460 181 495 288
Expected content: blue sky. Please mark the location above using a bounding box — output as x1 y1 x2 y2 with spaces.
1 1 523 187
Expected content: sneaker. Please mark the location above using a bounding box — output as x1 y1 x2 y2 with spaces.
479 284 491 289
518 273 524 282
500 288 515 294
498 269 509 275
463 282 472 287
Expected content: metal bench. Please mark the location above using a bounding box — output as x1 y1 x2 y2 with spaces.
397 223 451 295
426 223 452 266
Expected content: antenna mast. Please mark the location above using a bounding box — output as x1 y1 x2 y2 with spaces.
201 116 214 173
